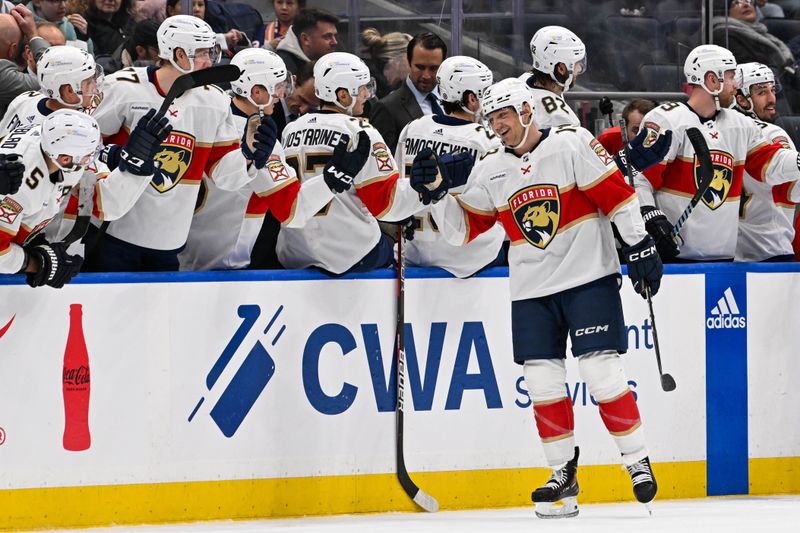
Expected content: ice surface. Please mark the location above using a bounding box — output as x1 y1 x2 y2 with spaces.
47 496 800 533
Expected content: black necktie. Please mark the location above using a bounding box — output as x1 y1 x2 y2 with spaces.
426 93 444 116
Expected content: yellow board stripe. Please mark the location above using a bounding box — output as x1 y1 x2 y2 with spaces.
2 458 797 531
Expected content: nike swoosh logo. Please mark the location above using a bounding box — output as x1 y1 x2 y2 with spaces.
0 315 15 338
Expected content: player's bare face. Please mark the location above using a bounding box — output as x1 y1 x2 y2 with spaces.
190 48 214 71
287 79 318 116
80 77 99 108
751 83 777 122
625 110 643 139
718 69 739 108
488 107 523 147
409 45 443 94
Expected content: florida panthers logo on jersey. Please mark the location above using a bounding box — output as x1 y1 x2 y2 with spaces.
509 184 561 249
696 150 733 211
152 131 195 193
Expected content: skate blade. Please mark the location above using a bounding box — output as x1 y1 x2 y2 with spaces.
534 497 579 519
644 502 654 516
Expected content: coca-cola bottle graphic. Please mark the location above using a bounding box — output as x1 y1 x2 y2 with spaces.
62 303 91 451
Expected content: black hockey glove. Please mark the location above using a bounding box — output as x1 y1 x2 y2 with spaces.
23 240 83 289
623 235 663 299
119 109 173 176
409 149 446 205
0 154 24 195
641 206 680 261
615 126 672 173
323 131 371 193
241 114 277 169
439 150 475 189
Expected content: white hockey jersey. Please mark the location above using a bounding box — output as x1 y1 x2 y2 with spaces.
0 125 83 273
178 101 334 271
92 66 254 250
736 119 799 261
430 125 647 300
395 114 505 277
639 102 800 261
519 75 581 129
278 110 425 274
0 91 49 137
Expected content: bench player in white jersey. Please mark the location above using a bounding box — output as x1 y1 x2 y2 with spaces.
733 63 798 262
0 110 99 287
411 78 662 517
88 15 273 272
394 56 505 277
519 26 583 129
0 46 103 138
637 45 800 262
278 52 429 275
179 48 334 270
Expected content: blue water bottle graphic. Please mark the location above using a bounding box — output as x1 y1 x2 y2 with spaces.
190 304 285 437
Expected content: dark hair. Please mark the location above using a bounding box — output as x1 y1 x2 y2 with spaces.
296 59 316 84
406 31 447 63
441 90 477 114
166 0 179 7
292 8 339 37
622 99 657 120
276 0 306 7
126 19 159 60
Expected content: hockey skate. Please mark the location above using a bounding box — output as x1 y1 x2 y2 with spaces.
531 446 580 519
626 456 658 512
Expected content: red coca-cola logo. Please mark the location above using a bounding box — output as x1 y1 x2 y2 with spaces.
63 366 90 385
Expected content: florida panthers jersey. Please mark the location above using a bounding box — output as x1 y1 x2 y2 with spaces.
0 91 49 137
0 125 83 273
395 114 505 277
519 75 580 129
278 110 424 274
178 101 334 270
736 119 798 261
92 66 253 250
638 102 800 261
430 126 647 300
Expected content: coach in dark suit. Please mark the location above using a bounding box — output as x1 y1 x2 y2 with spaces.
369 32 447 152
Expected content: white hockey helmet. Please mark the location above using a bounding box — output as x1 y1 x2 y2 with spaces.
41 109 101 174
230 48 294 110
481 77 536 149
684 44 737 93
157 15 220 74
313 52 375 115
736 62 778 98
37 46 103 108
529 26 586 92
436 56 493 116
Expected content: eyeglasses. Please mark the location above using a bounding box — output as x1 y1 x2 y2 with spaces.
732 0 754 7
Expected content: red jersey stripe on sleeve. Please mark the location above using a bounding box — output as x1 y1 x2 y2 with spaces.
204 141 240 177
643 161 668 190
460 198 498 244
248 179 301 223
773 181 796 207
578 169 637 216
745 142 782 183
104 129 129 147
355 172 399 218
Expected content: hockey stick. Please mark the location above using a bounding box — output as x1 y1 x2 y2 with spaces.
670 127 715 239
619 118 676 393
599 96 614 126
395 226 439 513
78 65 242 256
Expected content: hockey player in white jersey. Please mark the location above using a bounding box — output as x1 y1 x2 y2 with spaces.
638 45 800 262
394 55 505 277
88 15 274 271
0 110 100 287
0 46 103 137
179 48 334 270
520 26 583 129
733 62 798 262
411 78 662 516
278 52 430 274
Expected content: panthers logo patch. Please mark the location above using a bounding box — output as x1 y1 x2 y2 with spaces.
152 131 195 193
508 184 560 249
696 150 733 210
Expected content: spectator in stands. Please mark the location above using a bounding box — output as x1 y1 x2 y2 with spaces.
369 31 446 152
86 0 132 56
131 0 165 23
0 5 50 116
106 18 158 72
259 0 302 50
597 99 657 155
191 0 244 56
713 0 795 75
756 0 784 20
276 7 338 74
27 0 92 51
66 0 90 42
21 21 65 73
360 27 412 99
